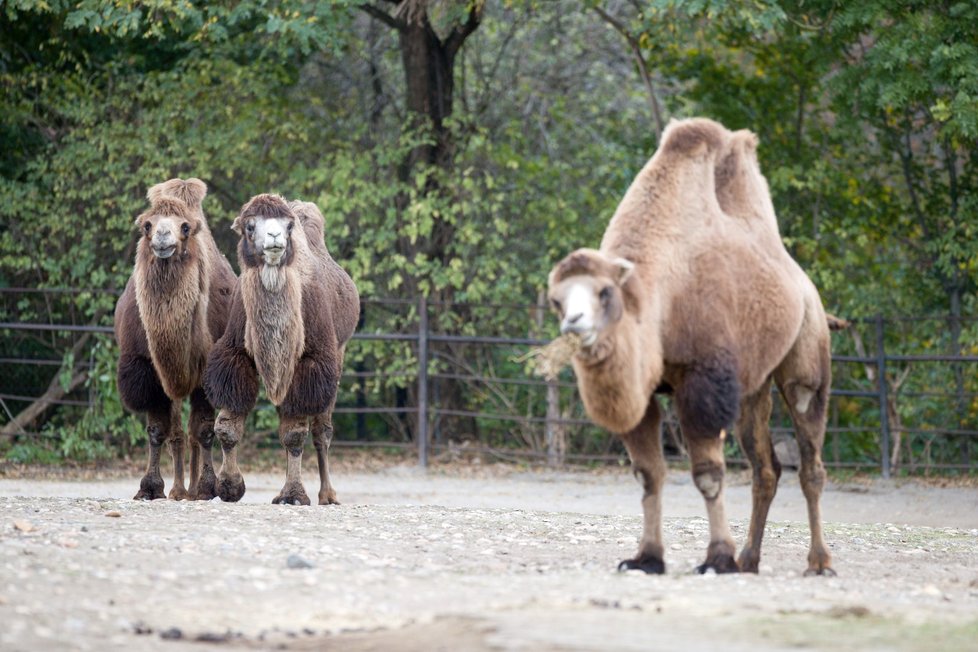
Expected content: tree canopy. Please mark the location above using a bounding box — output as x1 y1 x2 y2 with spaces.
1 0 976 469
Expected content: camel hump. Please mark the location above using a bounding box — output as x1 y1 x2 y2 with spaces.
660 117 729 157
288 199 325 227
148 178 207 215
134 196 193 227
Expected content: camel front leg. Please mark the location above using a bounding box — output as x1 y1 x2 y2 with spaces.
273 412 311 506
215 409 247 502
311 407 340 505
189 389 218 500
685 432 739 573
617 400 667 574
134 405 173 500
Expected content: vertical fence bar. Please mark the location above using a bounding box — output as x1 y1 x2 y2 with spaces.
875 314 891 478
417 296 429 469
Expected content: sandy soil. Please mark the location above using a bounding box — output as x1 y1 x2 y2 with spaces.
1 464 977 651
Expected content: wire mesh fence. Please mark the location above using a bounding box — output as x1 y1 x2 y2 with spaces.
1 287 977 475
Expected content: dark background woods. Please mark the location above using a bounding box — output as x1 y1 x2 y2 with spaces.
1 0 976 473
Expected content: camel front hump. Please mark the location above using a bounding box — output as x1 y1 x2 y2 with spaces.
547 117 835 577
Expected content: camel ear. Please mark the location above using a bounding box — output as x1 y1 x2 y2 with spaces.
231 214 244 235
612 257 635 285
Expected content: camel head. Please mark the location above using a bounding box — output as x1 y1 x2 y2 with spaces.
547 248 636 348
134 197 201 260
234 194 300 269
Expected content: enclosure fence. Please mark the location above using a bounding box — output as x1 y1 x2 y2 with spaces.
2 288 977 476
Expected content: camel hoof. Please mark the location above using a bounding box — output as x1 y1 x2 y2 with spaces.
168 486 191 501
318 490 340 506
804 566 837 577
617 555 665 575
194 467 218 501
697 553 740 574
216 472 246 502
133 475 165 501
273 484 311 506
737 549 760 573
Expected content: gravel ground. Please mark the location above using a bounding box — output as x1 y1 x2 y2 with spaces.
1 464 977 651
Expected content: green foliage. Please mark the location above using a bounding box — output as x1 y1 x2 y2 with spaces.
1 0 976 470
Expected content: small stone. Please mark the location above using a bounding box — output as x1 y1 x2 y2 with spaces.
287 554 313 569
159 627 183 640
104 511 122 518
13 520 35 533
80 526 88 533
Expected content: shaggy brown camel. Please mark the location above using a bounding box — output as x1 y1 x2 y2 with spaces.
204 195 359 505
114 178 236 500
547 118 835 576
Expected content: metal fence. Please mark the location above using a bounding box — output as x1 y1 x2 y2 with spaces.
2 288 977 476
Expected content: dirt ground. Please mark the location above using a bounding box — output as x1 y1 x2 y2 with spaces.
1 459 977 651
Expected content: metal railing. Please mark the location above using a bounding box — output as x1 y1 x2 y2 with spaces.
2 288 977 475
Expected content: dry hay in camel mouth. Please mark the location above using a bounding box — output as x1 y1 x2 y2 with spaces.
519 332 583 381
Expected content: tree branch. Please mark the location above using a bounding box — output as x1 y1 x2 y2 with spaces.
359 3 407 31
445 1 483 59
592 6 664 137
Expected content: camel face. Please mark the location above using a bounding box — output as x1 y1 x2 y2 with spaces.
248 216 295 266
233 195 299 276
135 200 197 260
548 249 635 348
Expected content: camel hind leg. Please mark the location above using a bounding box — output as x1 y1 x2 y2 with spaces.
617 400 667 574
273 411 311 506
166 400 190 500
775 323 835 577
312 396 340 505
733 378 780 572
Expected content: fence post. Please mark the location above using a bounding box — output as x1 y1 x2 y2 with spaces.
545 381 565 467
875 314 891 478
417 296 429 469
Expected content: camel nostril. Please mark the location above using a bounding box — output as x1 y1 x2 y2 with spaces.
567 312 583 324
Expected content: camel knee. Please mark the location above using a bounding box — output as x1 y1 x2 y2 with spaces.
215 411 243 450
146 423 168 448
280 428 306 456
632 466 664 497
800 464 826 496
195 423 216 450
693 462 724 500
754 466 779 500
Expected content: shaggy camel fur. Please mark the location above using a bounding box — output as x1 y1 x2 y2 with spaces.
204 195 359 505
547 118 835 576
114 178 236 500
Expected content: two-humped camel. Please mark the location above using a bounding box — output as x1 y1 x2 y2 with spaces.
204 195 359 505
114 179 236 500
547 118 835 575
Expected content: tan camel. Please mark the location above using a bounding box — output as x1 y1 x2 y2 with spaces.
547 118 835 576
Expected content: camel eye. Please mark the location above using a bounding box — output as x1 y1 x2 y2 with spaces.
245 222 255 234
599 286 612 303
287 222 293 233
551 298 562 313
181 223 191 236
143 222 152 234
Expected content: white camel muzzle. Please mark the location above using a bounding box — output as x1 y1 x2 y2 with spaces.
559 283 598 346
